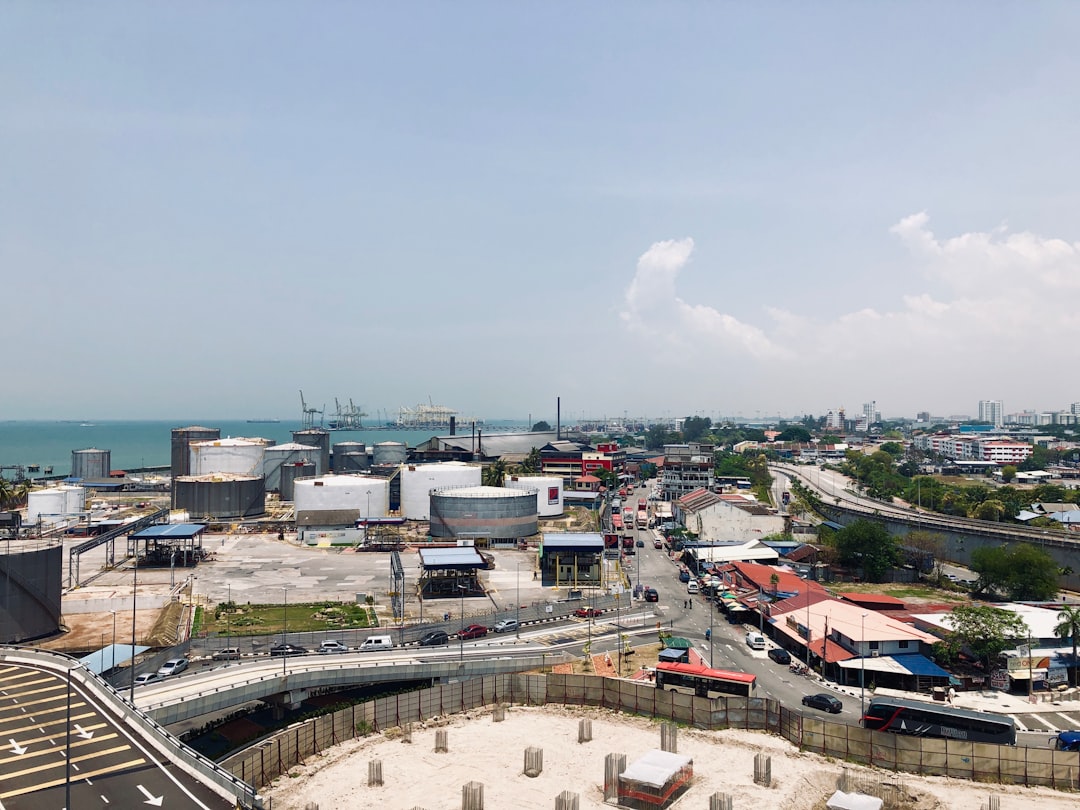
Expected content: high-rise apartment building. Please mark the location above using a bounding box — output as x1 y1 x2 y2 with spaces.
977 400 1003 428
862 401 879 427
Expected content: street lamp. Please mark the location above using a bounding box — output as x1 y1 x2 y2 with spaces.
458 582 468 664
515 563 521 640
226 582 232 656
110 610 116 673
129 542 138 703
860 612 867 719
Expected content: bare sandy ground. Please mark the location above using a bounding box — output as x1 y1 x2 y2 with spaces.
262 705 1076 810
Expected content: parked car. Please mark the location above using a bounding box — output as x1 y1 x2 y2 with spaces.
419 630 450 646
458 624 488 640
318 640 349 654
635 539 645 547
493 619 519 634
678 570 691 583
802 693 843 714
133 672 161 686
269 643 308 657
156 658 189 677
359 635 394 652
686 580 699 595
212 647 240 661
574 607 603 618
653 540 663 549
643 588 659 603
767 648 791 665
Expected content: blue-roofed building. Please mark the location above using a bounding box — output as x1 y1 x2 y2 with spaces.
129 523 208 567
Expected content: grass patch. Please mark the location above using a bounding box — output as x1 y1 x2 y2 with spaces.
201 601 378 637
836 582 969 602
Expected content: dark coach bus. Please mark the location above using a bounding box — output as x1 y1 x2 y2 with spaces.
862 697 1016 745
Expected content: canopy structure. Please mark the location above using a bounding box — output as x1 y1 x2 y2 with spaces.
79 644 150 675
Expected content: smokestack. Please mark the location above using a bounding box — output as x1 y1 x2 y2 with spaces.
449 416 456 436
557 397 561 440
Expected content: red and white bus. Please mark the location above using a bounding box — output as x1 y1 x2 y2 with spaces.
654 662 757 699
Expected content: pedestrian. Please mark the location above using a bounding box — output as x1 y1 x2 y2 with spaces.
948 686 956 704
705 628 711 641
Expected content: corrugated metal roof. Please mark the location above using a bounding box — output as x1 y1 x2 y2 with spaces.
418 547 486 569
542 532 604 551
130 523 207 539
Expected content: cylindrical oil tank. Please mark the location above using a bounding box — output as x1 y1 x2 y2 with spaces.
292 429 330 476
0 541 63 643
172 474 266 519
505 475 565 517
279 462 316 502
262 442 322 491
429 486 538 539
189 438 269 476
399 461 481 520
71 448 111 480
331 442 366 471
372 441 407 467
62 485 86 515
26 486 85 525
171 426 220 479
293 475 389 527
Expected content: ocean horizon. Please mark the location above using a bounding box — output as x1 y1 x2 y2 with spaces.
0 418 529 478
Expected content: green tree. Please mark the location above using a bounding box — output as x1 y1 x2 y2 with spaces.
517 447 541 474
1055 605 1080 687
531 420 551 432
971 499 1006 522
682 416 713 442
946 605 1029 673
834 520 902 582
776 426 812 443
644 425 677 450
1000 465 1017 484
879 441 904 457
481 459 507 487
971 543 1058 601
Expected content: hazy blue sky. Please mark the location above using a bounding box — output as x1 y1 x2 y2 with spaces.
4 4 1079 423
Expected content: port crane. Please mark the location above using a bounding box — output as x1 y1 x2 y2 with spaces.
299 390 324 429
0 465 27 482
329 398 369 430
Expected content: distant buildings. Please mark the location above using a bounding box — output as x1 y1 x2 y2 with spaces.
978 400 1004 428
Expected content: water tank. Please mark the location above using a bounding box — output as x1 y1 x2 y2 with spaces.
429 486 538 540
292 429 330 476
372 441 407 467
171 426 221 478
189 438 268 476
293 475 389 527
399 461 481 520
505 475 565 517
262 443 322 490
172 474 266 519
26 486 85 525
71 448 111 480
332 442 366 471
279 462 316 502
0 541 63 643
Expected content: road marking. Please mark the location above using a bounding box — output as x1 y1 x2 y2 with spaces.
1012 716 1029 731
1053 712 1076 728
0 757 147 799
1040 716 1061 732
137 784 164 806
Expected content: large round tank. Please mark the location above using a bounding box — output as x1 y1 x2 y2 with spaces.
26 486 86 525
0 541 63 643
292 429 330 476
172 474 266 519
372 441 407 466
171 426 221 479
262 442 322 491
293 475 389 527
332 442 366 471
71 448 111 480
189 438 268 476
279 462 316 502
429 486 538 540
399 461 481 520
505 475 565 517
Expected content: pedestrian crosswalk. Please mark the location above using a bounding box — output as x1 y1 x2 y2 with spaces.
1012 710 1080 733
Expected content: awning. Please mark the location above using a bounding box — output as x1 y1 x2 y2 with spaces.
79 644 150 675
1008 668 1048 680
837 654 949 678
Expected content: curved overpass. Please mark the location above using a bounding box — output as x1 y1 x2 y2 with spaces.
772 463 1080 582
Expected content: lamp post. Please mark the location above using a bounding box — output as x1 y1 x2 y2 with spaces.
860 612 867 719
282 587 288 676
226 583 232 656
129 542 138 703
515 563 521 640
110 610 116 673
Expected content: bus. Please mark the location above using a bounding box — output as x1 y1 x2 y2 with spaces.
862 697 1016 745
612 513 623 533
655 662 757 699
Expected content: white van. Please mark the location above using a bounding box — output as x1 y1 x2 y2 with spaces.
686 580 699 595
359 635 393 652
745 632 766 650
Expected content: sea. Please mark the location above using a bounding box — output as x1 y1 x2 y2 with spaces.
0 419 527 478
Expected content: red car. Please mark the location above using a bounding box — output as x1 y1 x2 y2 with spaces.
458 624 488 640
574 607 603 618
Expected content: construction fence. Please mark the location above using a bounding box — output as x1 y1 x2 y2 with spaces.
222 673 1080 796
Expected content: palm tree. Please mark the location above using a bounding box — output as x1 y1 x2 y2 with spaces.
13 480 32 508
0 477 13 510
482 459 507 487
1055 605 1080 687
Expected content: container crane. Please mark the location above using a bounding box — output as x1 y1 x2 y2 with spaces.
299 390 323 429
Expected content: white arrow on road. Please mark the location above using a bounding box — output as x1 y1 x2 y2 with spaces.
136 784 163 806
8 738 27 755
73 724 94 740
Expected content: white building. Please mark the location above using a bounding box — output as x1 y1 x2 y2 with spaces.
674 488 785 543
978 400 1004 428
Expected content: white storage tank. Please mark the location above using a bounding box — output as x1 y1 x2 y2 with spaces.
372 441 407 467
293 475 389 527
505 474 565 517
262 442 322 491
27 485 86 525
399 461 481 520
190 437 269 476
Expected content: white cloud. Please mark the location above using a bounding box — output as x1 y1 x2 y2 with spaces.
621 215 1080 414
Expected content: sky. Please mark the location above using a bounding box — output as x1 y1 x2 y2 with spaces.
3 3 1080 424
